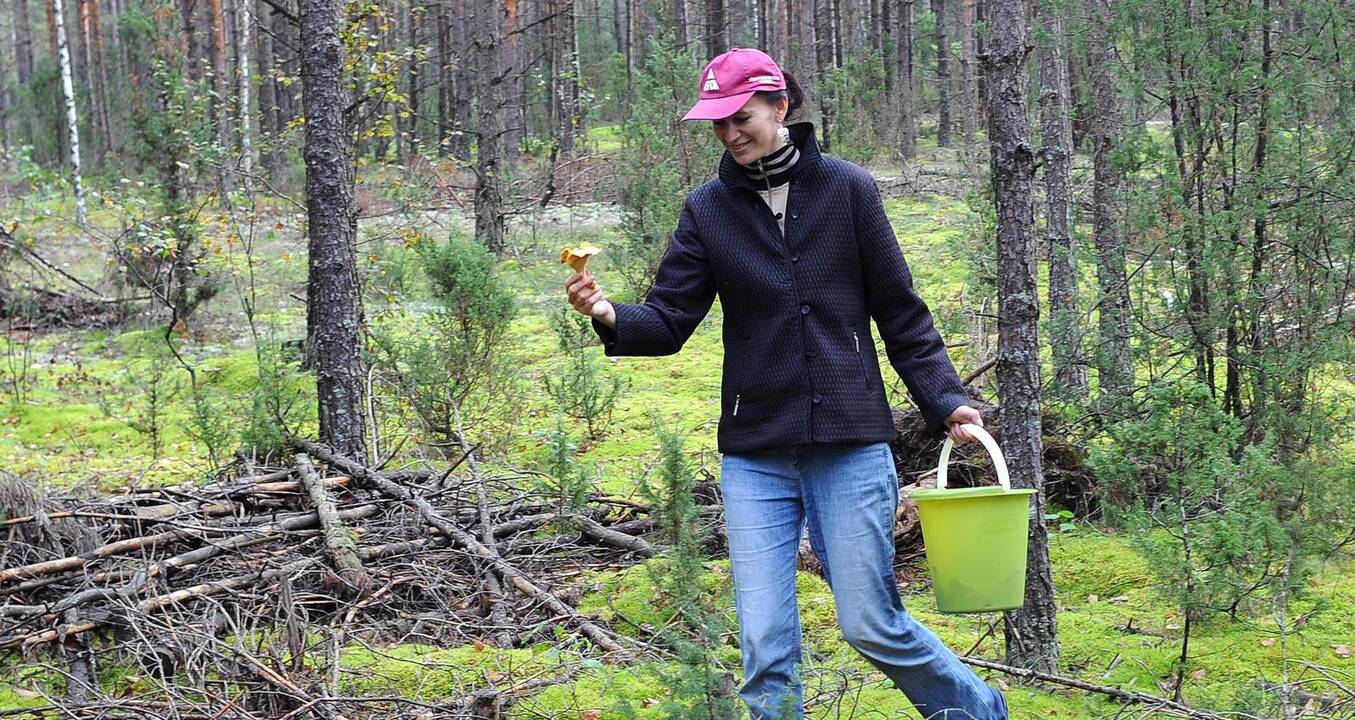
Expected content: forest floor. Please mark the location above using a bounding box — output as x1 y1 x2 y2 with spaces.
1 136 1353 718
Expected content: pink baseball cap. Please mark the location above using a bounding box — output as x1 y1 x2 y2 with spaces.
682 48 787 121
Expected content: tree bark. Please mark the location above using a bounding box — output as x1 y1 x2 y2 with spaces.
555 0 578 155
435 0 450 156
406 0 422 157
450 3 472 160
256 0 282 178
814 0 835 150
706 0 726 57
1086 0 1133 411
208 0 232 191
982 0 1059 674
896 0 916 158
52 0 86 225
673 0 688 48
474 0 506 253
236 0 254 177
178 0 199 77
301 0 367 460
959 0 977 170
14 0 36 85
933 0 950 146
87 0 113 159
1036 0 1085 398
501 0 522 170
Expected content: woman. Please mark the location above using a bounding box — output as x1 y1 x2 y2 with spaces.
565 48 1008 720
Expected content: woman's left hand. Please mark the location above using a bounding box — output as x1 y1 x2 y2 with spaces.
944 405 983 442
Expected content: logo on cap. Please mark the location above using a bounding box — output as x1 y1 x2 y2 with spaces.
703 68 720 92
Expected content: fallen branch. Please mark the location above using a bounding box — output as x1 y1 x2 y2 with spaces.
574 514 654 557
296 453 369 592
294 439 633 658
959 655 1232 720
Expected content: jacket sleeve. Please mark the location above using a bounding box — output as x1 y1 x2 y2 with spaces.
852 173 970 434
592 200 715 356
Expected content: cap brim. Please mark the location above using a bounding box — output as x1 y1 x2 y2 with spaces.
681 91 757 121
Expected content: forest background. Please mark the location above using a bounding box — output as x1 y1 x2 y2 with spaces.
0 0 1353 717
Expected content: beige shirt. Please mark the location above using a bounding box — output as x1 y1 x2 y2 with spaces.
755 183 790 235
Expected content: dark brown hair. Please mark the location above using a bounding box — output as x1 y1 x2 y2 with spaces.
754 70 805 120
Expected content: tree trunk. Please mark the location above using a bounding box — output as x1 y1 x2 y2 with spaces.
896 0 916 158
501 0 522 170
208 0 232 191
959 0 977 170
435 1 449 156
14 0 36 84
300 0 367 460
450 3 472 160
236 0 254 177
673 0 688 48
88 0 114 159
474 0 506 253
52 0 86 225
256 0 282 179
814 0 835 150
706 0 725 56
406 0 421 157
557 0 578 155
982 0 1059 674
933 0 950 146
1036 0 1085 398
1087 0 1132 411
178 0 199 77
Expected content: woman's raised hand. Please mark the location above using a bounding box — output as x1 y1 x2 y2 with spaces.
565 270 617 328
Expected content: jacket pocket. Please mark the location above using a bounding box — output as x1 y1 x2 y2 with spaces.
729 333 754 417
853 329 866 374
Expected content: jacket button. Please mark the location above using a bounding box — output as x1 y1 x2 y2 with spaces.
791 212 799 219
812 394 822 404
800 304 810 315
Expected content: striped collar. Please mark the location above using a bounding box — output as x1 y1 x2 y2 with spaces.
740 140 800 188
719 122 820 191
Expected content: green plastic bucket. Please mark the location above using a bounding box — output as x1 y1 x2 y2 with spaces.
911 424 1035 613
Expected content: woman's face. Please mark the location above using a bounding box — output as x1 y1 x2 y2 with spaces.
712 96 789 165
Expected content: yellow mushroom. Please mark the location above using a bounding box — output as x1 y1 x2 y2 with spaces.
559 244 602 272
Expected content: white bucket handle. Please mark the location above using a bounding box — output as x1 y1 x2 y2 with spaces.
936 423 1011 490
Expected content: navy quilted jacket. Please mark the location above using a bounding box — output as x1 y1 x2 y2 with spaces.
595 122 969 453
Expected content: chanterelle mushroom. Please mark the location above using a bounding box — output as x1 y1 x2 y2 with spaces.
559 244 602 272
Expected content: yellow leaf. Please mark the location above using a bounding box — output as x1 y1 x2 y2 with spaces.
1189 668 1207 679
1334 644 1352 658
1260 637 1276 647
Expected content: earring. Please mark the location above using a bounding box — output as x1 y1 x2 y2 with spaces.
777 126 790 144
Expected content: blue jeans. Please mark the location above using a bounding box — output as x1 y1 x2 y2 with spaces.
721 442 1009 720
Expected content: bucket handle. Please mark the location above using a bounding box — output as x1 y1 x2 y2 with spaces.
936 424 1011 491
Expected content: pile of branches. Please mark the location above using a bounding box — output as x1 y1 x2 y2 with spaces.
0 443 683 718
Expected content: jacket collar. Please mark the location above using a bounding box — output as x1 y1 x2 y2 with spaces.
718 122 821 191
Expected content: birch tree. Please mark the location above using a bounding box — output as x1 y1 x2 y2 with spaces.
52 0 87 225
300 0 367 458
236 0 253 177
982 0 1059 673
